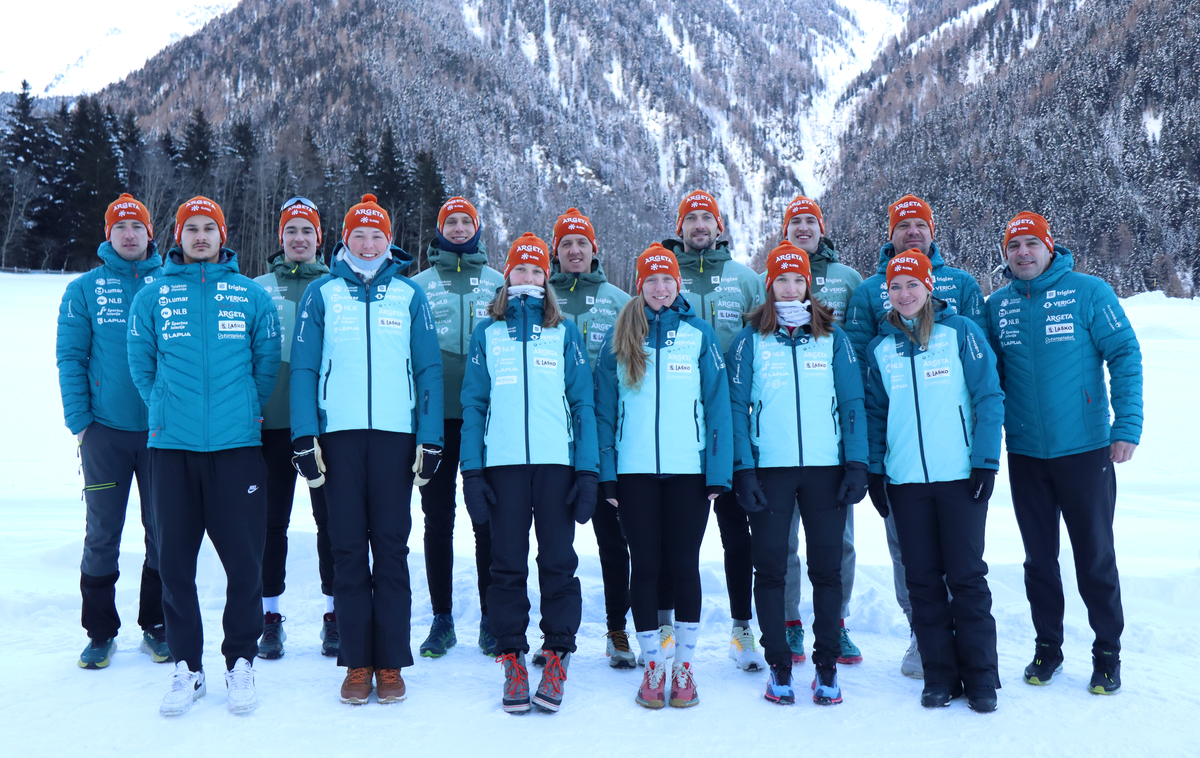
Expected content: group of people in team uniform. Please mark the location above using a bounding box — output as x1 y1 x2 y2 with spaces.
56 184 1143 717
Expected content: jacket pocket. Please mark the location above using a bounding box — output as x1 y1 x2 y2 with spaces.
830 396 839 435
406 359 413 401
618 401 626 442
322 360 333 401
694 400 701 442
562 396 574 440
958 405 970 447
754 400 763 438
1081 384 1107 436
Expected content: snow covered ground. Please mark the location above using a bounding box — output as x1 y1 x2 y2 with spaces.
0 273 1196 756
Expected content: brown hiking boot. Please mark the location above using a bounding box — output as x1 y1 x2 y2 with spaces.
340 667 373 704
376 668 407 703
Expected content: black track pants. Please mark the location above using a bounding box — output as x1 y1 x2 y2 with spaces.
322 430 416 669
485 464 580 654
591 499 631 632
1009 447 1123 654
418 419 492 615
753 466 846 667
153 446 268 672
888 479 999 689
260 428 333 598
618 474 709 632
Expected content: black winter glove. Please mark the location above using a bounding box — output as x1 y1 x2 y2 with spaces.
837 462 869 506
866 472 888 518
462 470 495 524
572 471 599 525
733 470 768 513
969 468 996 502
600 480 618 503
412 444 443 487
291 435 326 488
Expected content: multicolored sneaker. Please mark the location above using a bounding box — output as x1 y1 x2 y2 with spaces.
1089 652 1121 695
497 652 531 713
320 612 340 657
728 626 766 672
419 613 456 658
812 661 843 705
764 663 795 705
669 662 699 707
78 637 116 669
635 660 667 709
837 625 863 664
1023 644 1064 685
141 624 172 663
478 615 497 656
606 630 637 669
533 650 570 712
257 612 285 660
786 623 807 664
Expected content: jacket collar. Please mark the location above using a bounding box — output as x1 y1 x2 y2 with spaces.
1002 245 1074 296
268 250 329 279
874 241 948 275
97 240 162 277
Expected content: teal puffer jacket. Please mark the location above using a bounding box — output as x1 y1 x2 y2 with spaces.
127 250 280 451
57 242 163 434
985 247 1142 458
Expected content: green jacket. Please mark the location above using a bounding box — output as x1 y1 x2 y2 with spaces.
665 238 764 354
253 251 330 429
410 238 504 419
549 257 631 369
756 238 864 324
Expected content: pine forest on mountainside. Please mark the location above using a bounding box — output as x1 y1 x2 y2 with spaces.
1 0 1196 296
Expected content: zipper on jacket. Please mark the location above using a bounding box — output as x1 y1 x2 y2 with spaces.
365 284 373 429
831 396 839 435
908 349 930 483
618 401 626 441
654 314 662 475
710 301 717 332
755 400 763 437
790 337 804 467
201 263 209 446
323 360 333 400
406 358 412 400
958 405 970 447
523 302 531 464
693 399 701 442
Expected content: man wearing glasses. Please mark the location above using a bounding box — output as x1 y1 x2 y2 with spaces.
253 197 337 659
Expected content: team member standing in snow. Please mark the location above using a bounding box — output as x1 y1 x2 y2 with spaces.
57 193 168 669
546 207 635 669
985 213 1142 695
771 196 866 667
410 197 503 658
865 252 1004 713
844 194 985 678
595 244 733 709
663 190 765 671
290 194 444 705
252 198 335 660
460 233 598 714
728 242 868 706
127 197 280 716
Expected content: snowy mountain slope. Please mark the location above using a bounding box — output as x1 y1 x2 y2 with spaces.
0 276 1197 755
0 0 237 96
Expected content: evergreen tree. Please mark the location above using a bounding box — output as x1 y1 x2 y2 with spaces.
372 124 409 247
180 107 216 192
408 150 448 263
1 81 45 268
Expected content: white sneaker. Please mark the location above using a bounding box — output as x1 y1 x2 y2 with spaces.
160 662 206 716
901 634 923 679
224 658 258 714
637 624 676 667
729 626 766 672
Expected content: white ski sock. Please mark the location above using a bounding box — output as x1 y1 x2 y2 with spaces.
262 596 280 614
324 595 335 614
636 630 663 669
675 623 700 666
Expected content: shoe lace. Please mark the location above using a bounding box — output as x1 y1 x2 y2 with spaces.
646 660 666 689
733 627 757 651
607 630 632 653
496 653 528 699
540 653 567 697
817 663 837 688
170 668 197 692
227 663 253 690
772 665 792 687
376 669 401 686
673 662 695 689
345 667 372 686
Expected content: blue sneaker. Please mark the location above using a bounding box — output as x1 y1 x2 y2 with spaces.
479 615 497 656
764 663 795 705
420 614 457 658
786 624 806 664
837 625 863 664
141 624 172 663
79 637 116 669
812 661 843 705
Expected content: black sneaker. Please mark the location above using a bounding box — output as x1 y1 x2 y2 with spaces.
257 612 285 660
1023 644 1064 685
920 681 964 708
966 685 998 713
320 612 339 657
419 613 456 658
1089 652 1121 695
